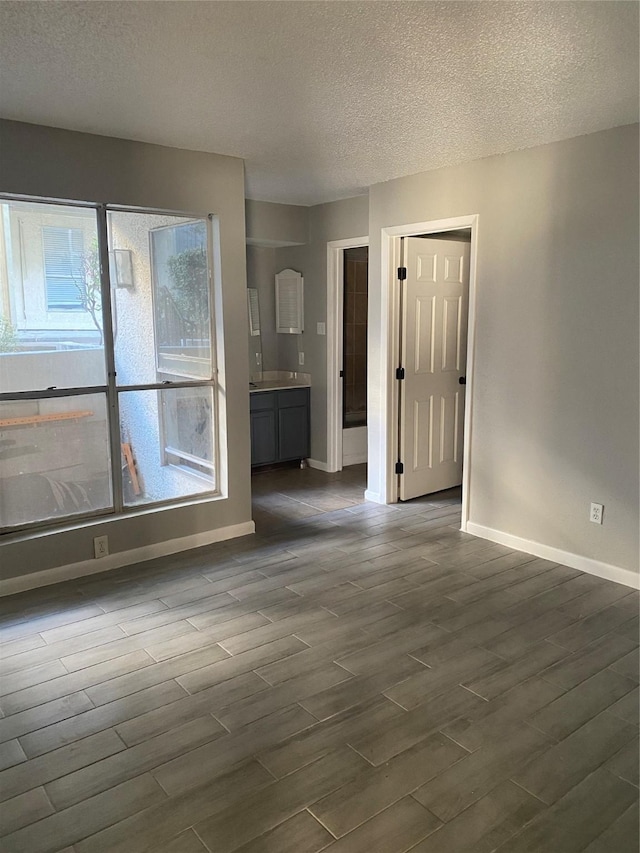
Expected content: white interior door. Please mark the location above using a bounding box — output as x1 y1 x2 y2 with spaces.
399 236 470 501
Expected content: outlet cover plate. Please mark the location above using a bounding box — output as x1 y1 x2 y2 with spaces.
590 503 604 524
94 535 109 558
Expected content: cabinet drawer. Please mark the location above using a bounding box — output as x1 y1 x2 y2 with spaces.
277 388 309 408
250 391 276 411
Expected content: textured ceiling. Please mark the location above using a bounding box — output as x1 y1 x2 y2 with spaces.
0 1 637 205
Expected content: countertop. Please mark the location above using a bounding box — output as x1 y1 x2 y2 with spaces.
249 379 310 393
249 371 311 393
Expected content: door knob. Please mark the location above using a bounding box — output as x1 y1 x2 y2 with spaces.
459 376 466 385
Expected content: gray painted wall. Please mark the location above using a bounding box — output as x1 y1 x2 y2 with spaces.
2 120 636 580
245 199 308 247
368 124 639 575
245 201 310 381
0 120 251 580
275 195 369 462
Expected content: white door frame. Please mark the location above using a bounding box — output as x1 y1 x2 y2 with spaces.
376 215 479 532
326 236 369 473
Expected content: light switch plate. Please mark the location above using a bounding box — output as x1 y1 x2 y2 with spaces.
317 322 326 335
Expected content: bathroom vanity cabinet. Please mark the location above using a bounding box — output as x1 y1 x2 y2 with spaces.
250 387 310 467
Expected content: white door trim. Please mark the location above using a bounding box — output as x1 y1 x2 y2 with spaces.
326 236 369 473
376 215 479 532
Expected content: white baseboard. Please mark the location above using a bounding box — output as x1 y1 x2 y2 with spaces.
343 452 367 467
0 521 256 597
364 489 386 505
307 458 333 473
466 522 639 590
342 426 367 470
308 455 366 471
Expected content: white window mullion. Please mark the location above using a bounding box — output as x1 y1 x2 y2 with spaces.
96 205 124 513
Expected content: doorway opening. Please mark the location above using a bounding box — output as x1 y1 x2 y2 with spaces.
342 246 368 466
397 230 471 503
371 214 479 531
326 235 369 473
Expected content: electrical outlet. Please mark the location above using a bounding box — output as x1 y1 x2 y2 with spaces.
298 352 305 365
590 503 604 525
94 535 109 558
255 352 261 366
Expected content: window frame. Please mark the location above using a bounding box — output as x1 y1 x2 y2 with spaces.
147 218 216 480
156 382 217 482
148 219 213 380
0 195 223 535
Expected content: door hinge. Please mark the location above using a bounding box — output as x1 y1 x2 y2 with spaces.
395 461 404 475
395 367 405 380
397 266 407 281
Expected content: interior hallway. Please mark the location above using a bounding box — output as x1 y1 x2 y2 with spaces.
0 465 637 852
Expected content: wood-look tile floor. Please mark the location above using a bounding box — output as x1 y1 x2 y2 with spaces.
0 464 638 852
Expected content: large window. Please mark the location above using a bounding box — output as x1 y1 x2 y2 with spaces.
0 198 220 532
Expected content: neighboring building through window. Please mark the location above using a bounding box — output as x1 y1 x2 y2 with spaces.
42 225 86 310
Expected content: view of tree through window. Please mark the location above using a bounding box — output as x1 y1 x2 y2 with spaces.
150 220 211 379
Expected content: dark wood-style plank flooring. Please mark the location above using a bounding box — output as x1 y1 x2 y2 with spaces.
0 464 638 852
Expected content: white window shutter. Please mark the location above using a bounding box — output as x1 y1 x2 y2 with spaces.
247 288 261 336
275 269 303 334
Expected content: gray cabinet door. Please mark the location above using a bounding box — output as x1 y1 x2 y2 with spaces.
251 409 277 465
278 404 309 460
